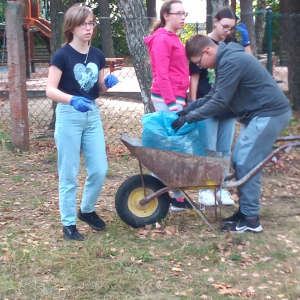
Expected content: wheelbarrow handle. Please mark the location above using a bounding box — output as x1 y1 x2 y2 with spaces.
223 141 300 188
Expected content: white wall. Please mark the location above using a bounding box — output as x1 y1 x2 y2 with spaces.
156 0 206 23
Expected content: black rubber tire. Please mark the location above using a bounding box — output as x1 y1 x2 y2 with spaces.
115 174 171 228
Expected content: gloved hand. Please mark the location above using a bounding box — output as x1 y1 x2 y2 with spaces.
176 110 187 117
104 74 119 88
235 23 250 47
171 116 187 132
70 96 93 112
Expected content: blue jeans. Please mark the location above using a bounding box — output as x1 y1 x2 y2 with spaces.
232 110 291 217
202 117 236 159
54 102 108 226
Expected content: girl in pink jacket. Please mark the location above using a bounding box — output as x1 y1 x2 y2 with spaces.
144 0 191 211
144 0 189 112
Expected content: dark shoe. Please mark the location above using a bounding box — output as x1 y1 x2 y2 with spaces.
170 197 193 212
222 210 244 224
63 225 84 241
77 210 106 231
221 217 263 233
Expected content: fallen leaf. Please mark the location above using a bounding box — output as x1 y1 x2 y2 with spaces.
259 257 272 262
172 267 183 272
219 288 242 295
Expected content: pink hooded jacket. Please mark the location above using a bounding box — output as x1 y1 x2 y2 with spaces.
144 28 189 108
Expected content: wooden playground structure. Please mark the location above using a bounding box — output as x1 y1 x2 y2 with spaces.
0 0 123 77
0 0 51 77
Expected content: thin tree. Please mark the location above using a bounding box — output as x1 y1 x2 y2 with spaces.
240 0 257 55
98 0 115 57
280 0 300 110
255 0 266 54
146 0 156 27
117 0 154 113
206 0 229 33
48 0 66 130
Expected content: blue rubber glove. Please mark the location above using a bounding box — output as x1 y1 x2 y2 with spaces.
70 96 93 112
104 75 119 88
235 23 250 47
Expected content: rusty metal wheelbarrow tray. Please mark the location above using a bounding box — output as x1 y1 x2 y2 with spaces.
121 133 229 189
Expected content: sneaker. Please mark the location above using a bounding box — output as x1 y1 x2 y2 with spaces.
170 197 193 212
216 189 235 205
221 217 263 233
63 225 84 241
198 190 217 206
77 210 106 231
222 210 243 224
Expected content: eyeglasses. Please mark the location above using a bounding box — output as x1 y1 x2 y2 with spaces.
169 11 188 18
219 21 235 32
79 21 96 30
195 49 208 69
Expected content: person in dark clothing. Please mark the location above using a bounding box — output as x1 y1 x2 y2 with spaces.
190 8 252 207
172 34 291 233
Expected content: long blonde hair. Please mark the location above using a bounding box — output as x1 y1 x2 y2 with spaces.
62 3 96 45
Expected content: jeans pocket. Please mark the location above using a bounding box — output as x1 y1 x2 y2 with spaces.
254 116 270 135
57 103 73 114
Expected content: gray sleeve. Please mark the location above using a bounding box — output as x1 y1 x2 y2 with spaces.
185 61 241 123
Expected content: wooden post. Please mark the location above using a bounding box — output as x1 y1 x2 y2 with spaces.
5 1 29 151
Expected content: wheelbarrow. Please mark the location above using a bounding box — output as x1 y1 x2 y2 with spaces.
115 133 300 230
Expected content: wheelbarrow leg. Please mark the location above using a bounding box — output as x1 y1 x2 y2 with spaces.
179 189 215 231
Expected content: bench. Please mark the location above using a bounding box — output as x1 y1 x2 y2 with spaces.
105 57 124 73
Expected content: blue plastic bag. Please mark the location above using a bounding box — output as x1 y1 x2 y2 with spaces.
142 111 206 156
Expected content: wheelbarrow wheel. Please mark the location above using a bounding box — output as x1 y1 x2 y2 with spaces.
115 174 171 228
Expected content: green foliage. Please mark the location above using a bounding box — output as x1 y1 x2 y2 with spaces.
0 1 6 23
178 23 196 45
89 1 129 55
0 133 13 150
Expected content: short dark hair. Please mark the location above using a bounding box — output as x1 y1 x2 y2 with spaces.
185 35 216 60
215 7 238 21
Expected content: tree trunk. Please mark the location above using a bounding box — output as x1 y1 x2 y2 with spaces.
255 0 265 54
49 0 65 56
240 0 257 55
206 0 229 33
231 0 236 12
98 0 115 57
117 0 154 114
280 0 300 110
146 0 156 28
48 0 66 130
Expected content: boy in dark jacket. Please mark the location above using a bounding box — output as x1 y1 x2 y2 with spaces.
172 34 291 233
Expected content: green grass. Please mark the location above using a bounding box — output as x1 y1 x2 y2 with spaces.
0 135 300 300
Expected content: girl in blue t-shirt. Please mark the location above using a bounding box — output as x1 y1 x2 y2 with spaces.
46 3 118 241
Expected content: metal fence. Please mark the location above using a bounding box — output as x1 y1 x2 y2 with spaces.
0 13 298 146
0 56 144 145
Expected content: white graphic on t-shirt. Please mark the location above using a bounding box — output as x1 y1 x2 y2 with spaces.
73 62 98 92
